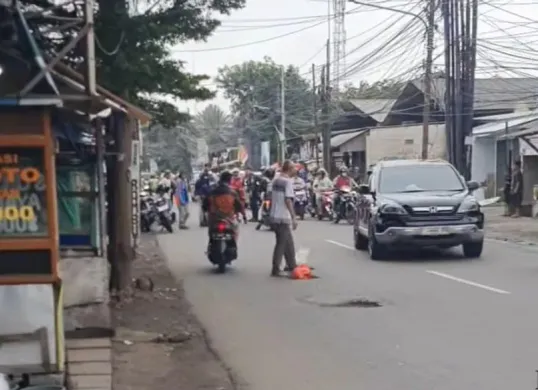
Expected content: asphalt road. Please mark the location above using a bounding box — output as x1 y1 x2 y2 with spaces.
158 208 538 390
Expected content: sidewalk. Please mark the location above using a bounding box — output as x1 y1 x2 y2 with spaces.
484 205 538 245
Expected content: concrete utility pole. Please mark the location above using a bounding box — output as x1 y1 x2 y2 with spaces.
312 63 320 167
321 39 332 176
421 0 435 160
280 65 286 163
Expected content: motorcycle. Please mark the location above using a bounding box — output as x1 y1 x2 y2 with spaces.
255 199 272 230
317 190 334 221
153 194 174 233
334 185 357 224
207 220 237 273
294 188 307 220
140 190 156 233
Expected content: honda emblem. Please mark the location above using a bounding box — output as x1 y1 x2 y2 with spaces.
429 206 438 213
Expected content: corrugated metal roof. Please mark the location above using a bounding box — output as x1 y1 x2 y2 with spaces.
412 78 538 111
472 114 538 137
348 99 395 123
331 130 367 148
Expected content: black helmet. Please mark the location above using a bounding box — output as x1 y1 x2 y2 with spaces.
264 167 275 180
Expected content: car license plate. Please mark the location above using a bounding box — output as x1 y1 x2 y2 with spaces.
422 227 450 236
158 205 168 212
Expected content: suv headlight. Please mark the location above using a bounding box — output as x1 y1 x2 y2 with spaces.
379 203 407 215
458 198 480 213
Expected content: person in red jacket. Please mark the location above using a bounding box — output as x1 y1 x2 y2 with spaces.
231 168 248 223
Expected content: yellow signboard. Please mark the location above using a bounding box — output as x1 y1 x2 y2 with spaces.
0 149 47 237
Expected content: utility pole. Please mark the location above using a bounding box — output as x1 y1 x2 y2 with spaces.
421 0 435 160
312 63 320 167
321 39 332 176
280 65 286 163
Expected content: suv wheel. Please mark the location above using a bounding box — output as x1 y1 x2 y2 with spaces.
354 228 368 250
368 226 387 260
462 241 483 258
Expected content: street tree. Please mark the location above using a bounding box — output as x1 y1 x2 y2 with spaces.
21 0 246 127
341 79 405 100
216 57 314 145
192 104 238 152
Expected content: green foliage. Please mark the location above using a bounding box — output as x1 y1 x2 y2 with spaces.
341 79 405 100
192 104 237 151
143 125 196 175
216 57 314 140
21 0 246 127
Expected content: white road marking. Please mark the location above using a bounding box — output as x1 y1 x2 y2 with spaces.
426 270 511 295
326 240 354 250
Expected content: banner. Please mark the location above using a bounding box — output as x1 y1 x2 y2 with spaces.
261 141 270 168
238 144 249 165
130 140 141 248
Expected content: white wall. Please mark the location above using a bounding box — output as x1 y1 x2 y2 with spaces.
365 124 446 166
0 285 57 370
471 136 496 201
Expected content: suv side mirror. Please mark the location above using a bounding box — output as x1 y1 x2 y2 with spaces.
358 184 370 195
467 180 479 192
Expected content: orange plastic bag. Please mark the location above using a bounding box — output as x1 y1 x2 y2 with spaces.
291 264 314 280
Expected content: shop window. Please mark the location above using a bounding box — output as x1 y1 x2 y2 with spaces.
56 163 98 250
0 147 48 237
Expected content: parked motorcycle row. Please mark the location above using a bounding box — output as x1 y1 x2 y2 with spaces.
140 186 176 233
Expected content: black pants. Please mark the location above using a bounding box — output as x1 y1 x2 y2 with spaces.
251 195 260 221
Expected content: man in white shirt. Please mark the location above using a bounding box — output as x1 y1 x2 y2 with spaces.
269 160 298 277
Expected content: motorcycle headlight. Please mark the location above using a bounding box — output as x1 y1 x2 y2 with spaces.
457 198 480 213
379 203 407 215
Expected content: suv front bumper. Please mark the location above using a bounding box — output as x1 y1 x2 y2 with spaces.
374 224 484 246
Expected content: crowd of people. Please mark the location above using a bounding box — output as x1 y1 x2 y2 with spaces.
145 162 362 276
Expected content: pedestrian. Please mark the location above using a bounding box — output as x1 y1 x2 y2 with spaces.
269 160 298 277
503 170 512 216
510 160 523 218
175 172 190 229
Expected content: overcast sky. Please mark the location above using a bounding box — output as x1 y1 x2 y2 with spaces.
170 0 538 114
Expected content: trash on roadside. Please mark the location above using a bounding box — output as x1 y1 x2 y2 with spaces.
290 264 315 280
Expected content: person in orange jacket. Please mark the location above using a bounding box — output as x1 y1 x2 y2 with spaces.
231 168 248 223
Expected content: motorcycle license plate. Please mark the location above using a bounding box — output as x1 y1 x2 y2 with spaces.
157 205 168 212
211 233 233 240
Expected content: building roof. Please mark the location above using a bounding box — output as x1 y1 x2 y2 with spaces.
330 129 367 148
412 78 538 111
347 99 396 123
472 114 538 137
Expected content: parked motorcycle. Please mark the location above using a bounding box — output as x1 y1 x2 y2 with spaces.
333 185 357 224
153 194 175 232
317 190 334 221
140 190 156 233
294 188 308 220
255 199 272 230
207 220 237 273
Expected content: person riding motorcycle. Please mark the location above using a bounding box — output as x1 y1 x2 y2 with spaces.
202 170 243 249
255 168 275 230
313 168 333 214
332 166 358 222
230 168 248 223
195 164 217 225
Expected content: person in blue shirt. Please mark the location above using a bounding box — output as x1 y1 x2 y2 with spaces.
195 164 216 226
175 172 190 229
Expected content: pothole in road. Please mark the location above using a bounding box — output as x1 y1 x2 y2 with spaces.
298 296 382 308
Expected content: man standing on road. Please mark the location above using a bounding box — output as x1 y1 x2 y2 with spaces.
510 160 523 218
175 172 190 229
269 160 298 277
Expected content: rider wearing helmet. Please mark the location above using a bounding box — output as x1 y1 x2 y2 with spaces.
313 168 333 214
332 166 358 223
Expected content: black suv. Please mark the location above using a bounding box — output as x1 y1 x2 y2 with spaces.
353 159 484 260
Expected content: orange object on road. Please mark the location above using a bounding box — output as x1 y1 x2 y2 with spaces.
291 264 314 280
